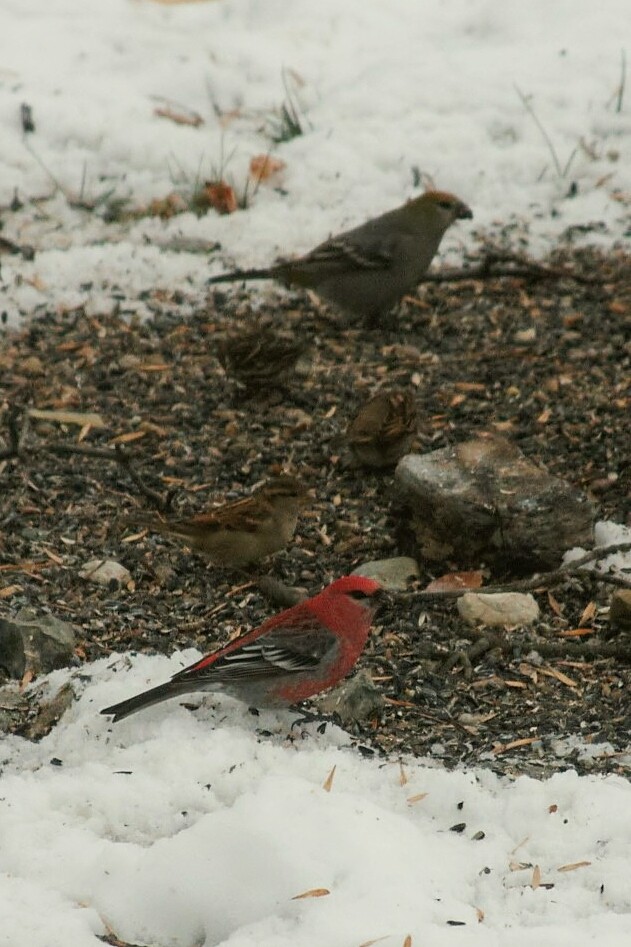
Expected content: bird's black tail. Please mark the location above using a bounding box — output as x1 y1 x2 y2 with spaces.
101 680 194 722
207 267 274 285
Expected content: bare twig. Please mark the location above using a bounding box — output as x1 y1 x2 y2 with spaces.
514 84 577 179
419 249 603 286
412 542 631 601
42 442 171 511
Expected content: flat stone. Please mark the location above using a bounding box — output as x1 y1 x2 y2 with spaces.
352 557 420 591
316 670 385 724
79 559 131 587
394 435 595 573
457 591 540 626
0 608 75 679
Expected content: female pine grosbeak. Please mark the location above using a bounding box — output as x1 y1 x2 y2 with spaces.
101 576 383 722
207 190 472 324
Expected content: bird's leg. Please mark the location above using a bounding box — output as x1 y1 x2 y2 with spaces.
289 705 331 734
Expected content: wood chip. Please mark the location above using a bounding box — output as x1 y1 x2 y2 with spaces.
29 408 105 428
406 793 429 805
322 765 336 792
291 887 330 900
557 861 591 872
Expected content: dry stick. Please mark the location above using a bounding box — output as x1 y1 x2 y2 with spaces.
420 250 603 286
41 442 171 511
451 624 631 664
412 542 631 601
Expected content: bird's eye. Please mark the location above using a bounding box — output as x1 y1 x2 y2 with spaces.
348 588 377 600
437 200 453 210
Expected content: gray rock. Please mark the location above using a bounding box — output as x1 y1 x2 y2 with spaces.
0 608 75 679
457 591 540 626
608 589 631 633
316 669 385 725
79 558 131 587
352 556 420 591
394 435 595 573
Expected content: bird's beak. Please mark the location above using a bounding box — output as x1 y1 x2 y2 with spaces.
457 202 473 220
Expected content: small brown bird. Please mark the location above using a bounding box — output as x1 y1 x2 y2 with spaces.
125 474 310 567
346 389 418 468
217 324 305 390
208 190 472 324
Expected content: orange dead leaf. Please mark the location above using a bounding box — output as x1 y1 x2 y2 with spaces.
531 865 541 889
291 887 330 900
548 804 558 813
579 601 597 625
249 154 286 183
475 907 485 923
109 431 147 445
322 765 336 792
424 571 483 592
199 181 238 215
557 627 595 638
154 105 203 127
403 936 413 947
547 590 563 616
0 584 22 598
20 669 34 690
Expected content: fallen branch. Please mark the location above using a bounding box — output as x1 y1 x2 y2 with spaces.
420 250 603 286
43 442 171 511
413 543 631 600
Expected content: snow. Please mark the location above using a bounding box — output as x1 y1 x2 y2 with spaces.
1 0 630 324
1 1 630 943
1 651 631 947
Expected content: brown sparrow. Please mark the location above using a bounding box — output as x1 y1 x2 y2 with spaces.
208 190 472 325
217 325 305 390
125 474 310 567
346 389 418 468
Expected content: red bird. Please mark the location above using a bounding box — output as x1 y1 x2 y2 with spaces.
101 576 383 722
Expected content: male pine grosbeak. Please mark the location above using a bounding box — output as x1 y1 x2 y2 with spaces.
208 190 472 324
101 575 383 721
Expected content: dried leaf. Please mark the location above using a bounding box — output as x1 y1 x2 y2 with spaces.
557 627 595 638
547 590 563 616
531 864 541 889
539 666 578 688
249 154 286 183
399 762 408 786
406 793 429 805
154 105 203 127
200 181 238 215
403 936 413 947
493 736 537 754
0 584 22 598
109 431 147 445
322 765 336 792
475 907 485 923
291 887 330 900
424 571 483 592
579 601 597 625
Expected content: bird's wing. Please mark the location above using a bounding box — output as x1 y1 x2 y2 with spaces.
304 235 393 272
176 617 337 684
